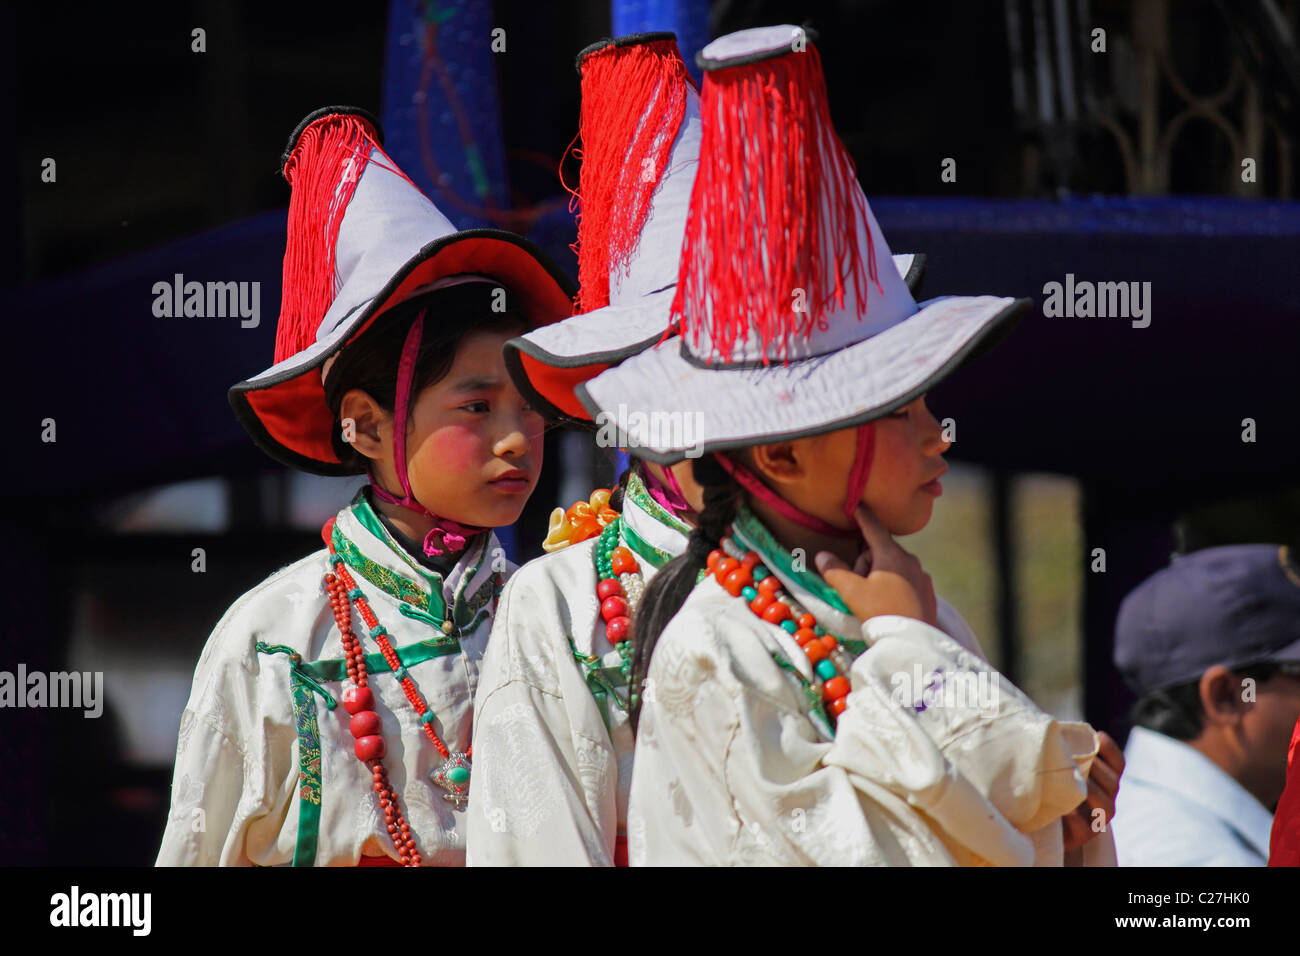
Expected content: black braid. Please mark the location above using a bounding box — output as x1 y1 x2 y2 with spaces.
628 454 739 733
608 459 635 513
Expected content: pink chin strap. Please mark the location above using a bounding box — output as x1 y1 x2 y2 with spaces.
365 310 488 558
715 423 875 539
640 460 692 516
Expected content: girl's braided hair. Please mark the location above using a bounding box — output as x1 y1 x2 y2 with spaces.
628 453 740 731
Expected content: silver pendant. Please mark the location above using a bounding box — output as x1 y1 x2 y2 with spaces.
430 752 471 809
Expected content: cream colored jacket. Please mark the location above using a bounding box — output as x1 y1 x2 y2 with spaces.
157 490 508 866
628 509 1116 867
468 482 688 865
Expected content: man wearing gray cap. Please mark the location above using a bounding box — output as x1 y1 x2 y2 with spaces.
1111 544 1300 866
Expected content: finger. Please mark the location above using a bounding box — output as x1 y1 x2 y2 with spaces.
1085 778 1116 823
814 550 849 575
1089 755 1120 801
1095 731 1125 774
852 549 871 576
851 504 893 553
1061 809 1089 852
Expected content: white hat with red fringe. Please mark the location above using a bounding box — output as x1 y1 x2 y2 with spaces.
576 26 1029 470
503 32 927 426
229 106 576 476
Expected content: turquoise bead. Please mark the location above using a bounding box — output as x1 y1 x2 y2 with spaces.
369 624 386 638
394 665 409 681
420 710 437 725
752 565 770 581
347 588 364 601
815 659 837 681
741 586 758 601
780 619 797 634
448 766 470 785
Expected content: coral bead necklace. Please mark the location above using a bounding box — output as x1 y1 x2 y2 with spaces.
320 526 473 866
705 532 854 730
590 516 644 680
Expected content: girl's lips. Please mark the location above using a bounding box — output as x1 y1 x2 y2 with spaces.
488 476 530 494
920 478 943 497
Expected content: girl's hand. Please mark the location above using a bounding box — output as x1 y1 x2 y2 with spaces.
815 505 938 627
1062 731 1125 851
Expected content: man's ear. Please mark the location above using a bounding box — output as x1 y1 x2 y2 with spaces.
339 388 391 464
749 441 805 488
1199 665 1249 726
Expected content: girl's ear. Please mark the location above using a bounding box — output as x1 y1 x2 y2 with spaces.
339 388 391 464
749 440 804 487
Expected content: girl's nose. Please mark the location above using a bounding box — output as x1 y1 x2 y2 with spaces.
920 403 950 453
494 420 532 458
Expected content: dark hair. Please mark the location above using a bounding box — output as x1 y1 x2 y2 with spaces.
608 459 637 513
322 282 527 474
629 453 741 731
1130 660 1284 741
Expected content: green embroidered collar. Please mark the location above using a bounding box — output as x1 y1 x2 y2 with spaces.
620 517 674 569
331 491 505 641
731 505 852 614
334 492 448 620
626 469 692 536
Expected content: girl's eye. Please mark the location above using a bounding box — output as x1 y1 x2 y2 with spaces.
461 401 490 414
888 408 909 420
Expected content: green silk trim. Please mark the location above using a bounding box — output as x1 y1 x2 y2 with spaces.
340 490 449 620
770 649 835 741
256 643 327 866
296 636 461 684
732 504 853 614
619 518 674 570
626 470 692 536
350 488 450 589
332 522 441 617
570 638 629 736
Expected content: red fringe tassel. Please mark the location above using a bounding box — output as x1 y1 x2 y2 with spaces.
671 44 880 364
275 113 384 364
568 38 693 314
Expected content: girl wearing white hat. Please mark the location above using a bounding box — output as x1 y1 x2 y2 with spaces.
158 107 575 866
467 33 712 867
468 32 930 866
577 26 1119 866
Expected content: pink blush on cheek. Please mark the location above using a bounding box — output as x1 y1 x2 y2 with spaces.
417 424 488 476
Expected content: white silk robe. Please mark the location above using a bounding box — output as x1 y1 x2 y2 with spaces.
157 490 508 866
627 509 1117 867
468 485 688 865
